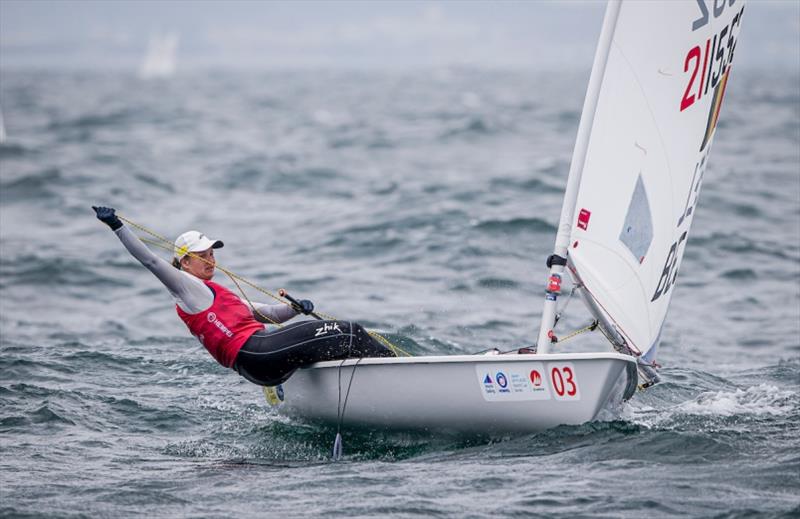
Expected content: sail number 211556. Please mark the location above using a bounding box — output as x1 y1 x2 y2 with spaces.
680 1 744 112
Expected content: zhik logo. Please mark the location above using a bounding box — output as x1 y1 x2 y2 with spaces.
315 322 342 337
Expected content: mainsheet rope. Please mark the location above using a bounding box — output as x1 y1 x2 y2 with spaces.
117 214 410 357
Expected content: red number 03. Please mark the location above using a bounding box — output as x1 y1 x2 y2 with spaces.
550 366 578 397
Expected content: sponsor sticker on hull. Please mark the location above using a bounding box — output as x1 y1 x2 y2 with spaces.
475 363 551 402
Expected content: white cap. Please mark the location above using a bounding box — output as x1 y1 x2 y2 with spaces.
174 230 224 260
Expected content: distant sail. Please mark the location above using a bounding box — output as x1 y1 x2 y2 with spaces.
139 33 179 79
0 108 6 143
566 0 745 362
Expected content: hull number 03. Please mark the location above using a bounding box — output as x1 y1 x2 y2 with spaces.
550 364 580 400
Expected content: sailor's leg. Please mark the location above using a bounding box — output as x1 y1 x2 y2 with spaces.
348 322 396 358
232 320 394 386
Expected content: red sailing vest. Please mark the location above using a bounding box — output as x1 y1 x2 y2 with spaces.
176 280 264 368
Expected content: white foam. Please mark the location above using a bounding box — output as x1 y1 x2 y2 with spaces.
674 383 795 417
630 383 796 429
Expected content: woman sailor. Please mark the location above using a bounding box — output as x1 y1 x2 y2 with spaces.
92 206 395 386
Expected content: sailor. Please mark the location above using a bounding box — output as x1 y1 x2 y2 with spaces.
92 206 395 386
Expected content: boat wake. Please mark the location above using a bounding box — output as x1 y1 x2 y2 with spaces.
669 383 795 417
628 380 797 431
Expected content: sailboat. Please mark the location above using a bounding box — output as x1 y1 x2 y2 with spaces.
267 0 746 433
138 33 179 80
0 107 7 144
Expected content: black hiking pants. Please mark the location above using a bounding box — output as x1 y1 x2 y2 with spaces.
232 320 395 386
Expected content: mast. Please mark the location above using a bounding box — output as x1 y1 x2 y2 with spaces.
536 0 622 354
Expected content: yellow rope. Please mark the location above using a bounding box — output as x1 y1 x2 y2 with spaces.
553 321 657 389
118 214 410 356
368 330 411 356
553 321 598 345
139 237 283 326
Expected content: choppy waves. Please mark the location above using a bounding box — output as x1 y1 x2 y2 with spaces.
1 69 798 517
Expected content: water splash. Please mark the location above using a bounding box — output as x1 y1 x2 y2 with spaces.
671 383 795 418
629 382 797 431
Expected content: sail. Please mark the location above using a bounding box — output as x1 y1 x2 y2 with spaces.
566 0 745 361
139 33 179 80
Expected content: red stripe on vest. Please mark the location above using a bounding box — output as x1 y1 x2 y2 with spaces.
176 280 264 368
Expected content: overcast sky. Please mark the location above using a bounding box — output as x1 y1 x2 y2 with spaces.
1 0 797 71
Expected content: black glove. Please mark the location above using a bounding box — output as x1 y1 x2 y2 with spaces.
292 299 315 315
92 206 123 231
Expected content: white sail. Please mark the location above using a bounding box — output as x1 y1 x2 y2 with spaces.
0 107 6 143
139 33 179 79
559 0 745 361
272 0 747 434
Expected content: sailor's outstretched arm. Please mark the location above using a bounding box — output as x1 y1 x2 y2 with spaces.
113 225 214 313
248 302 298 324
93 206 212 313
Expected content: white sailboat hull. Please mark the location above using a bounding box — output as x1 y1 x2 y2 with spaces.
275 353 637 434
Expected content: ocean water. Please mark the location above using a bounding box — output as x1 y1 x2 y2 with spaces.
0 68 798 518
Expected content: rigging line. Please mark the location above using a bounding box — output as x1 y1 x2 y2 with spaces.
636 367 653 391
341 357 362 422
336 326 355 432
143 236 408 356
333 326 364 461
368 330 411 357
127 221 286 304
334 360 344 461
139 237 283 326
567 264 643 355
332 359 363 461
127 219 288 305
553 320 598 345
334 341 347 460
122 214 410 356
339 357 364 427
553 285 578 329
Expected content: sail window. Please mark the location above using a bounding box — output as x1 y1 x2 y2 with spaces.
619 174 653 263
